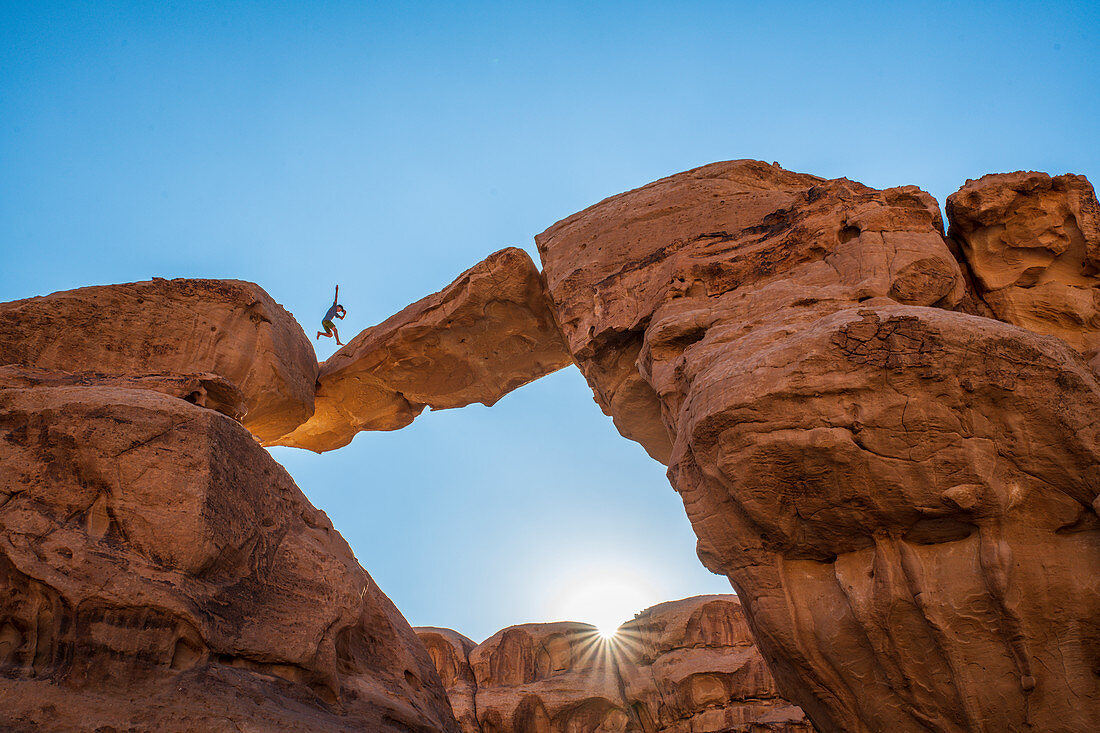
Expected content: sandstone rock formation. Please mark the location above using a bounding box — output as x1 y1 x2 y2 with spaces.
471 621 629 733
946 171 1100 370
416 596 812 733
271 247 573 452
0 382 459 732
618 596 810 733
536 160 965 463
534 160 1100 732
416 627 481 733
0 278 318 441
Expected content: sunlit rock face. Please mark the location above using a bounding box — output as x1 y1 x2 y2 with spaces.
417 596 812 733
536 160 1100 732
946 171 1100 371
271 247 573 452
0 278 318 441
470 621 629 733
0 383 459 733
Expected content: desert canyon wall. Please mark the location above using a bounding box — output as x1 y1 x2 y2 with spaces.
417 595 812 733
2 159 1097 732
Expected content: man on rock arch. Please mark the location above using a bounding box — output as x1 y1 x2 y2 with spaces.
316 284 347 346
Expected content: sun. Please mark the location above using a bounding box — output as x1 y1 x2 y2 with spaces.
552 568 657 638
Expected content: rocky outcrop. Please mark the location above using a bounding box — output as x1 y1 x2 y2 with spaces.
416 627 481 733
0 278 318 441
416 596 812 733
471 621 629 733
536 160 965 463
535 160 1100 732
618 596 810 733
271 247 573 452
946 171 1100 370
0 383 459 732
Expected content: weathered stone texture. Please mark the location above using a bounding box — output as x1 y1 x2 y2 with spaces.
272 247 572 452
536 160 964 463
536 160 1100 732
0 385 459 732
416 627 482 733
0 278 318 441
946 171 1100 371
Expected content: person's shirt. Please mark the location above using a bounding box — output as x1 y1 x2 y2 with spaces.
324 304 341 322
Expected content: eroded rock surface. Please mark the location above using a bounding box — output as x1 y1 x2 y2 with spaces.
0 278 318 441
619 596 811 733
471 621 629 733
0 385 459 732
417 596 812 733
946 171 1100 369
416 627 481 733
536 160 964 463
535 160 1100 732
272 247 573 452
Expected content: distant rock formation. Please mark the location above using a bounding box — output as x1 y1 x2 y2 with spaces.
0 325 457 731
270 247 573 452
946 170 1100 370
416 596 813 733
0 278 318 441
417 627 481 733
535 161 1100 731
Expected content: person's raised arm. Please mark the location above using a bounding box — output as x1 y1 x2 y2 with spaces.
333 284 339 306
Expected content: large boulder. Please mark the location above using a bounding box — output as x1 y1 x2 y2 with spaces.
946 171 1100 370
0 278 318 441
272 247 572 452
416 596 812 733
0 383 459 732
536 159 964 463
535 160 1100 732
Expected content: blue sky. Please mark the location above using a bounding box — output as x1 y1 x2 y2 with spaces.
2 1 1097 641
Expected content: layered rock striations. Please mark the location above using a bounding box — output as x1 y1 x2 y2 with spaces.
534 160 1100 732
0 381 458 730
416 596 812 733
946 171 1100 370
0 278 318 441
271 247 573 452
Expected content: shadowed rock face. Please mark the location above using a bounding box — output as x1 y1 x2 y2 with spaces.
0 385 459 733
271 247 573 452
416 596 813 733
946 171 1100 370
535 160 1100 732
416 627 481 733
0 278 318 441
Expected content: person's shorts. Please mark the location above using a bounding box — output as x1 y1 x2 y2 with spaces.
321 319 335 334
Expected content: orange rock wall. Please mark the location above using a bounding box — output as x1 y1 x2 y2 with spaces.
535 161 1100 732
0 381 459 732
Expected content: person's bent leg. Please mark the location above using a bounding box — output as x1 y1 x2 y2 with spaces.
334 328 343 346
